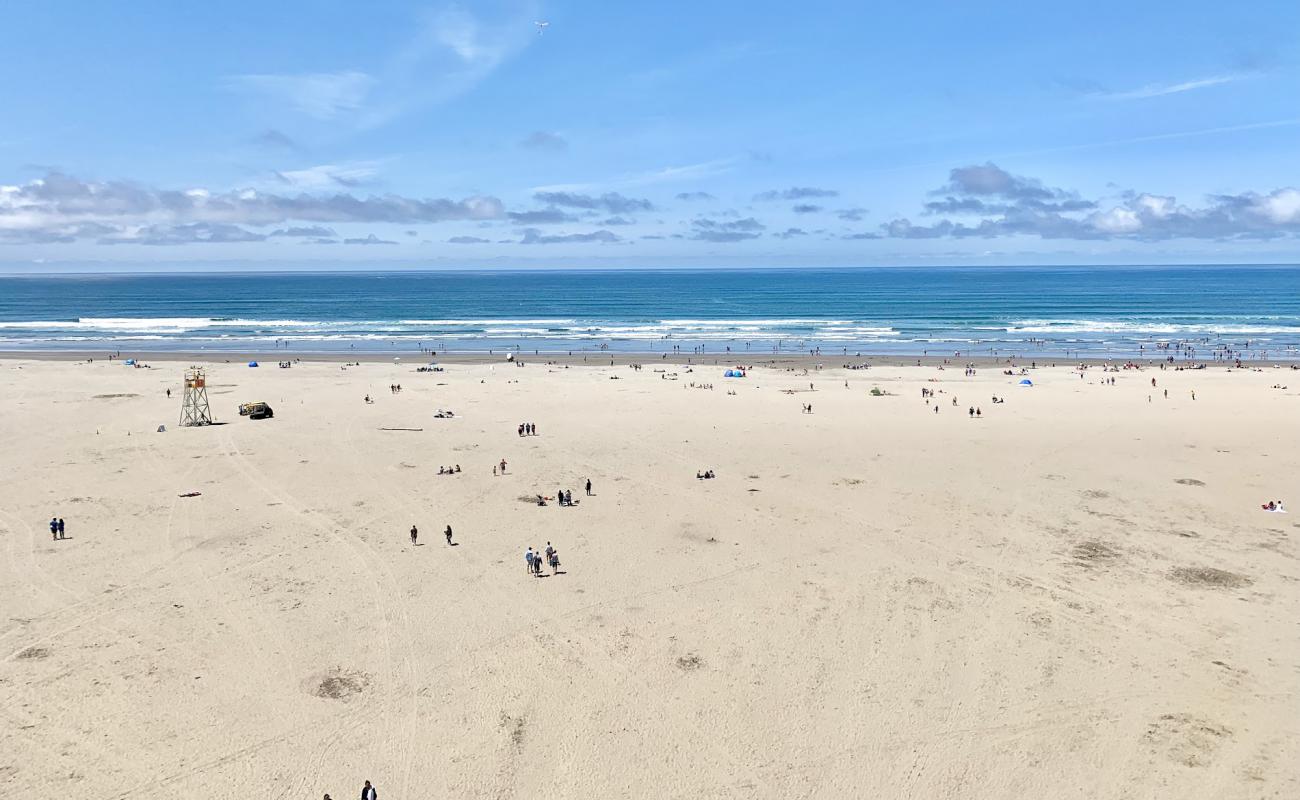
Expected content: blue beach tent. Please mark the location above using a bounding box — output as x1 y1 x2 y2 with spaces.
124 358 136 365
248 361 259 367
1019 378 1033 386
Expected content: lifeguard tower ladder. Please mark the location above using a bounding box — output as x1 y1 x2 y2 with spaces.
179 368 214 426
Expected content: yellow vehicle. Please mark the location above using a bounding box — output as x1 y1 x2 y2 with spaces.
238 402 274 420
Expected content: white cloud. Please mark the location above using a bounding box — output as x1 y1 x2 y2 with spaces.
1089 207 1143 234
227 71 374 119
225 5 537 130
1255 188 1300 224
1133 194 1176 219
1099 74 1243 101
0 171 505 245
273 162 381 189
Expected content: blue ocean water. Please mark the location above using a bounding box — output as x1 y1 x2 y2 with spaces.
1 266 1298 359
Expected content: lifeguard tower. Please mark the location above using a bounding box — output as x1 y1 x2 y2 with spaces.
179 368 214 426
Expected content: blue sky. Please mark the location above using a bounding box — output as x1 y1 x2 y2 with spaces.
2 0 1299 269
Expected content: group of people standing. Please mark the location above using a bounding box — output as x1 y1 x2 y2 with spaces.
524 543 561 575
517 422 538 436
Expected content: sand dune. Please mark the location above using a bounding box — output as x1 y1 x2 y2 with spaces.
1 357 1297 799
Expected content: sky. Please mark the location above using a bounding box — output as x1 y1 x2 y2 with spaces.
2 0 1299 271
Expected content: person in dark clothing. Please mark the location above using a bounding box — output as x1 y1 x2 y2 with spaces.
50 517 58 541
361 780 377 800
585 479 592 496
444 525 453 545
409 525 418 545
57 518 65 539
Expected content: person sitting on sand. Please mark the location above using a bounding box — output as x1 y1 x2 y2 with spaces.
696 471 703 480
455 464 461 473
438 466 446 475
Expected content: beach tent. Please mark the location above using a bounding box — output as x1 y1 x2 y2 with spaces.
124 358 136 365
1019 378 1033 386
724 369 746 378
248 361 259 368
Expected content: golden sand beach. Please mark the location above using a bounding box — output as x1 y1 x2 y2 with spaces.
1 356 1297 798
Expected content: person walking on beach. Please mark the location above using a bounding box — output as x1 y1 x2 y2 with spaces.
50 517 58 541
585 478 592 496
525 547 535 574
409 525 418 546
444 525 453 545
549 548 560 575
500 459 508 474
57 518 65 540
360 780 378 800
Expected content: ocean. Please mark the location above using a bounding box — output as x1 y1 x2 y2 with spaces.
1 266 1298 359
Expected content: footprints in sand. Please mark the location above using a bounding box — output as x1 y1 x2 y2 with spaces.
16 646 50 660
675 653 704 671
499 712 527 750
1174 478 1206 486
308 668 371 701
1168 566 1253 590
1143 713 1232 767
1070 540 1123 568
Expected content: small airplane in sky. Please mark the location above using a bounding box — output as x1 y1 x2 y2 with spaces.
534 20 550 35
